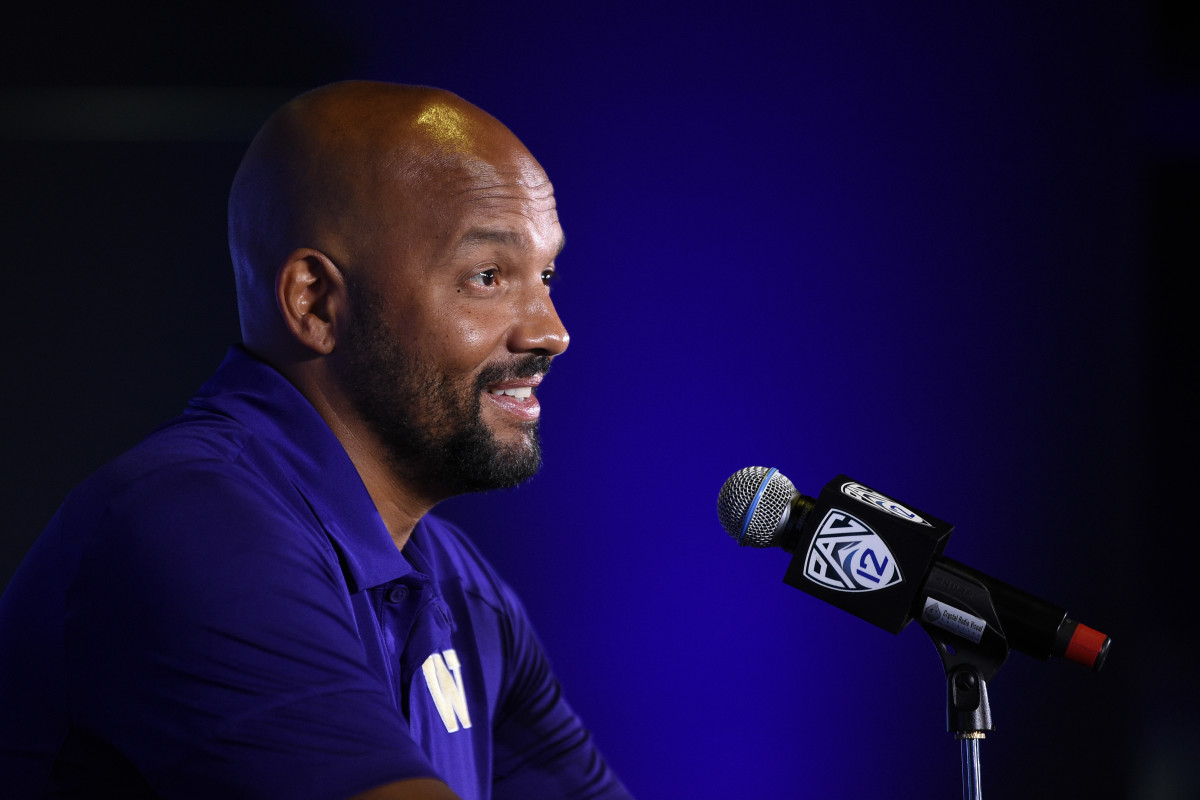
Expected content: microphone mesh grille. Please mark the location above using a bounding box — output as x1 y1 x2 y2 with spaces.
717 466 795 548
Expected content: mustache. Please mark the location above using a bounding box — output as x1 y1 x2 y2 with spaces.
474 355 553 390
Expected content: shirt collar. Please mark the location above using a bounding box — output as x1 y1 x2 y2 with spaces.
187 346 411 593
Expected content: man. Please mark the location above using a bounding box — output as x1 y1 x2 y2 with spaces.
0 81 632 800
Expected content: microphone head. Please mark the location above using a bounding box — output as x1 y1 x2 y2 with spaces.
717 466 796 548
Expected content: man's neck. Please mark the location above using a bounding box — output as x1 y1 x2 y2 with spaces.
276 359 437 552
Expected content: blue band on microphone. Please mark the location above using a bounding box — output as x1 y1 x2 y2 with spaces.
738 467 777 545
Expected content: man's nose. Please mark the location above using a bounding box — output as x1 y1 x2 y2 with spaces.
508 291 569 357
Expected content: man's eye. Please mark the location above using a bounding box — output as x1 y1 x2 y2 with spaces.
541 269 557 287
469 269 498 287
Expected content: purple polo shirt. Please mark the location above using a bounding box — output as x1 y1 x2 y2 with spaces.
0 347 629 800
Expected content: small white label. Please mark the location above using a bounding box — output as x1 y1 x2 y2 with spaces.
922 598 986 643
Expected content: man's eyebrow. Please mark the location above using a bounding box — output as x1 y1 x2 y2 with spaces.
455 228 566 258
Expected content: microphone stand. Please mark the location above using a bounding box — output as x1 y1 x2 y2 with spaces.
917 562 1011 800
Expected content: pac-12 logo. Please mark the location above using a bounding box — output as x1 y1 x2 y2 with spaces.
803 509 902 592
840 481 933 527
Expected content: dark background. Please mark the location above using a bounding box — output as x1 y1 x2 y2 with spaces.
3 2 1196 797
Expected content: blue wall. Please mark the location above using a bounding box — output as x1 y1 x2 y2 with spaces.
4 1 1194 797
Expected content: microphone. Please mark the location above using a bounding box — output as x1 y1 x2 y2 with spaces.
717 466 1110 671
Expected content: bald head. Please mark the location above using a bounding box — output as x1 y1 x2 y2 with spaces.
227 81 545 356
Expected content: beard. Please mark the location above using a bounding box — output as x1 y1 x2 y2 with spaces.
339 278 548 497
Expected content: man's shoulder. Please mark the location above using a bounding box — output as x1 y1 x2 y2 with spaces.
66 346 338 529
66 408 278 522
41 374 335 572
44 423 323 584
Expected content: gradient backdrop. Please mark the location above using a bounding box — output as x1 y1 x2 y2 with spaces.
3 2 1196 798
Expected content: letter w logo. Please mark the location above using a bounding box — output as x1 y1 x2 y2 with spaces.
421 649 472 733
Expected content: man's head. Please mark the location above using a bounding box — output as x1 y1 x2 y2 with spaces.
227 81 568 502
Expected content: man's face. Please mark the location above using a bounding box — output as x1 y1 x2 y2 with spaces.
335 144 569 498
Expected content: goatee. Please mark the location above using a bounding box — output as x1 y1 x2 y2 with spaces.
340 278 550 497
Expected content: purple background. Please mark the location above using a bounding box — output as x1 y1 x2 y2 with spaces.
3 2 1196 797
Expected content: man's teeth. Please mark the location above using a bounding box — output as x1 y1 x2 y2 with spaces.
489 386 532 399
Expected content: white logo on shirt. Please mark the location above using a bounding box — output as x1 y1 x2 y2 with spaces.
421 649 472 733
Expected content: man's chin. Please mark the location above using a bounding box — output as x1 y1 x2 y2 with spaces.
433 422 543 494
485 439 543 487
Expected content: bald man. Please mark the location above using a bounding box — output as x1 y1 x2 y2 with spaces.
0 82 632 800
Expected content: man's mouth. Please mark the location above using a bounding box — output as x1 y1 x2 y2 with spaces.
482 374 544 422
488 386 534 400
485 372 542 400
477 356 552 421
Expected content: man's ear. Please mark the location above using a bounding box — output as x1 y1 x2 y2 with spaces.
275 248 347 355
